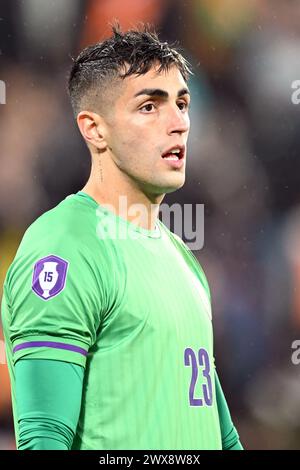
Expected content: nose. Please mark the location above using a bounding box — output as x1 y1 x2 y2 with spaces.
167 106 190 136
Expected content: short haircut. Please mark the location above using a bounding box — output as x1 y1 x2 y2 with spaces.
68 23 192 118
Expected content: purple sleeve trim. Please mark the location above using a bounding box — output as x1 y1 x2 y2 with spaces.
13 341 88 357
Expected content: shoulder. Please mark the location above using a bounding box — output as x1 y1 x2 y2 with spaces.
5 194 108 289
22 194 97 246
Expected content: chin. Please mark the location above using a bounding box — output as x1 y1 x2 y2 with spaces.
156 174 186 194
140 173 186 198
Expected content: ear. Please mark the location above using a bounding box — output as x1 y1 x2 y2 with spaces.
77 111 108 151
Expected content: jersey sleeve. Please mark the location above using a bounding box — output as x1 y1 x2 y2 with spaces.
215 371 243 450
16 359 84 450
5 223 108 368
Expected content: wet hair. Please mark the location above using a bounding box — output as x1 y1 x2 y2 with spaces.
68 23 192 117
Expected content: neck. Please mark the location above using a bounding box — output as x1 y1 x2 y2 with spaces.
82 152 164 231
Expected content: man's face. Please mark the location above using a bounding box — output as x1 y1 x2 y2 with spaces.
104 64 190 197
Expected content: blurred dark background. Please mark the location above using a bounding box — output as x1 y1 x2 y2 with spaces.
1 0 300 449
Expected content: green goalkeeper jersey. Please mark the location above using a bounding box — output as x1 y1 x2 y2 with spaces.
1 191 222 450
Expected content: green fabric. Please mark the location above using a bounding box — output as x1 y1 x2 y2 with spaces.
15 359 242 451
15 359 84 450
2 190 223 449
215 372 243 450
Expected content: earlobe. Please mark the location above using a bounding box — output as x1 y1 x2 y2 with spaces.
95 123 108 151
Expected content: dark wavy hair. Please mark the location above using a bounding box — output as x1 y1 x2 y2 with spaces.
68 23 192 117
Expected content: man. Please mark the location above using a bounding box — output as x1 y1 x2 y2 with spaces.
1 25 242 450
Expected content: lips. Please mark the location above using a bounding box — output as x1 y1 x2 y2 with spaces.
161 145 185 160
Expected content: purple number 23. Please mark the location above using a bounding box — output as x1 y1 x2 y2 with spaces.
184 347 213 407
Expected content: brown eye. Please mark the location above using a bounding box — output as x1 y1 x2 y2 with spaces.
177 101 188 111
140 103 155 112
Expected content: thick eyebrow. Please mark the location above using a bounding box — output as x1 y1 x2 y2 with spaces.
134 87 190 99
